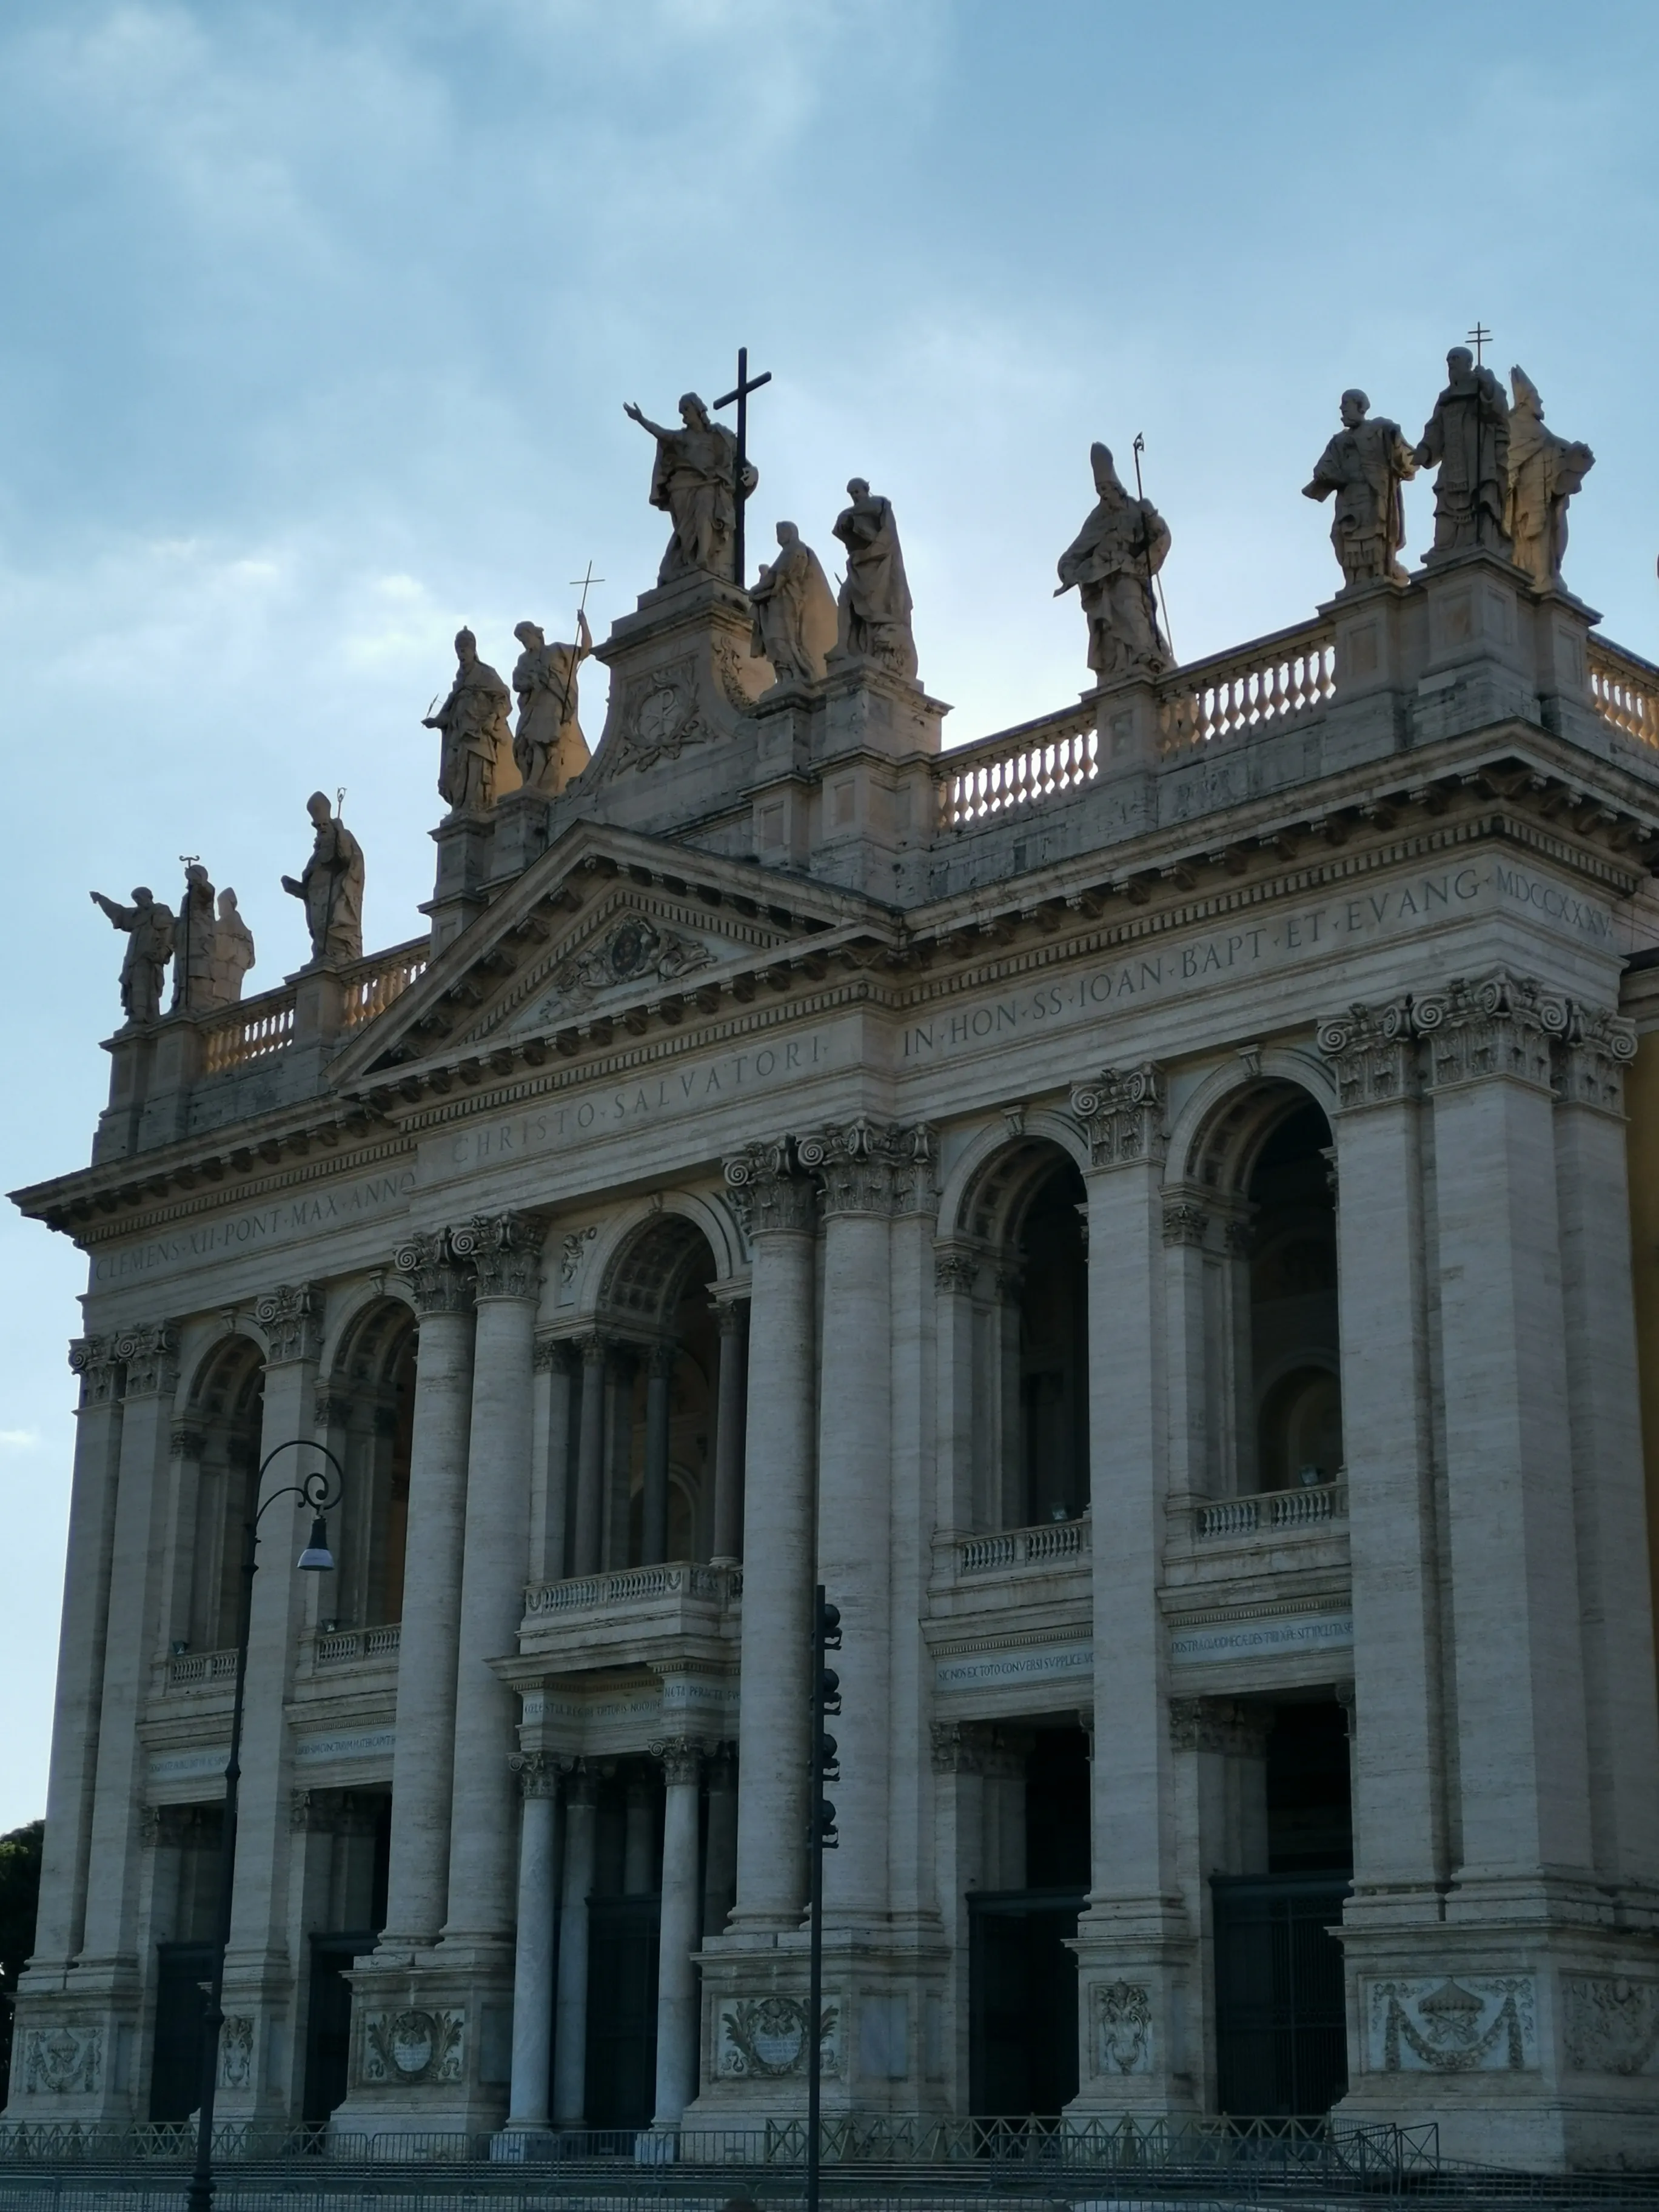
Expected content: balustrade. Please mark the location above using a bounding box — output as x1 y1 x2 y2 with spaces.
165 1647 240 1687
200 993 296 1076
524 1562 740 1616
1158 623 1335 754
934 709 1097 828
1194 1480 1347 1539
315 1623 402 1664
1589 636 1659 751
954 1516 1090 1577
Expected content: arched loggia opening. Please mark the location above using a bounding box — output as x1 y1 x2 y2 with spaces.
953 1137 1090 1530
182 1335 265 1651
318 1298 417 1629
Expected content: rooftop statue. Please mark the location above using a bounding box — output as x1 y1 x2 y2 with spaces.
750 521 837 685
281 792 364 965
90 885 175 1027
210 888 256 1005
512 611 594 794
831 479 918 681
1056 442 1173 682
625 392 754 586
172 862 220 1013
1506 366 1595 590
424 628 512 814
1416 346 1511 560
1303 390 1418 588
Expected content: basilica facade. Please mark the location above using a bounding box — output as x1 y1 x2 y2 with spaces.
9 360 1659 2171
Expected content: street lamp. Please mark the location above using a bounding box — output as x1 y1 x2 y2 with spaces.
187 1439 345 2212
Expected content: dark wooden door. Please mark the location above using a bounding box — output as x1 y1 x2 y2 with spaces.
303 1932 377 2127
1212 1874 1349 2116
968 1889 1082 2117
585 1897 659 2127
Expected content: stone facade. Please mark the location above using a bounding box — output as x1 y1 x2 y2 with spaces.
11 479 1659 2171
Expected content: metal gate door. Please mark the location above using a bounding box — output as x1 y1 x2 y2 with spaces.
149 1942 215 2121
968 1889 1082 2117
1211 1874 1349 2116
584 1897 660 2127
303 1932 377 2126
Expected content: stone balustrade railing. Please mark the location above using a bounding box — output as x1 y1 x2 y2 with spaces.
954 1515 1091 1576
316 1623 403 1664
934 706 1098 828
525 1561 742 1616
166 1647 240 1687
1157 622 1336 755
196 939 428 1076
1589 636 1659 751
1194 1480 1347 1539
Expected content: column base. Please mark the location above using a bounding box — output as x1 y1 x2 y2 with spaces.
210 1949 299 2122
328 1944 514 2144
4 1964 144 2122
1336 1906 1659 2171
1065 1903 1201 2119
689 1926 952 2130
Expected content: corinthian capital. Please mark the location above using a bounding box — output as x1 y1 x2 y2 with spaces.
650 1737 705 1788
796 1119 937 1218
1070 1063 1166 1169
253 1283 323 1367
723 1139 816 1236
510 1750 560 1800
68 1335 122 1409
394 1229 475 1316
1551 1001 1637 1116
451 1212 545 1302
1413 970 1562 1094
1315 999 1418 1111
111 1323 179 1399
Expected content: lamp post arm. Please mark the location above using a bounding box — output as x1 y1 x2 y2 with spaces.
186 1438 346 2212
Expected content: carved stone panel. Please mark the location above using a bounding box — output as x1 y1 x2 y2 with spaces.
22 2025 102 2095
1093 1980 1154 2076
717 1993 842 2080
359 2006 467 2086
1563 1974 1659 2076
1364 1975 1537 2072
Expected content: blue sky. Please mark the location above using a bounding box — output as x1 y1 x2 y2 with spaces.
2 0 1658 1827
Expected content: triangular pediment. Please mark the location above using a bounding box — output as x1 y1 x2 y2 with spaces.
326 820 895 1090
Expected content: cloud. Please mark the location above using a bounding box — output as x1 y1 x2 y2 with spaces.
0 1429 41 1452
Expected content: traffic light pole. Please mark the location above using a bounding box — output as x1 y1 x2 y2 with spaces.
808 1585 840 2212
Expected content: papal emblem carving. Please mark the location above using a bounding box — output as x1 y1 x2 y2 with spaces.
718 1994 840 2079
360 2006 465 2086
24 2024 102 2095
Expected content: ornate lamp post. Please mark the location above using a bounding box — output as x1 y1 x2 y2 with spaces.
187 1439 345 2212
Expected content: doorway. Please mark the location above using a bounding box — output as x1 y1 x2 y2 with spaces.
149 1941 216 2122
584 1897 660 2127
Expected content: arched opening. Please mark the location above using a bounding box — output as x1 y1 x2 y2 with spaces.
320 1299 417 1629
1245 1101 1341 1490
184 1337 265 1651
956 1138 1090 1530
594 1214 731 1571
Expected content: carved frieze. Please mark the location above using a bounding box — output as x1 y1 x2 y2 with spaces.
525 911 714 1030
1563 1974 1659 2075
394 1230 475 1317
723 1141 816 1236
558 1225 598 1287
22 2024 102 2096
1365 1974 1537 2073
360 2007 466 2087
1070 1064 1167 1170
1315 999 1418 1111
451 1211 543 1302
717 1994 841 2080
796 1119 937 1218
253 1283 323 1367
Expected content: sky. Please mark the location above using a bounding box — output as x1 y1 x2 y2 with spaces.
2 0 1658 1829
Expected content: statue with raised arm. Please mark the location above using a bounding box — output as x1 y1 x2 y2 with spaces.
1056 443 1173 682
625 392 754 585
1303 389 1418 588
90 886 175 1026
512 611 594 794
1505 366 1595 589
751 521 838 685
210 888 256 1005
1416 346 1512 560
423 628 512 813
281 793 364 965
831 480 918 680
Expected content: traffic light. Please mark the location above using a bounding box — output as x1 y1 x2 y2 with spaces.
813 1592 842 1850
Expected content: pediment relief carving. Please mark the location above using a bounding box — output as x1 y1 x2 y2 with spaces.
506 909 716 1035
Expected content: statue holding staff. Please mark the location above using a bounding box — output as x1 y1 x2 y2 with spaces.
625 392 754 585
1056 442 1173 681
512 611 594 794
424 628 512 813
282 792 364 965
1416 346 1512 560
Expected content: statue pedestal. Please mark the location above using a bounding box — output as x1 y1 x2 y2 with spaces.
423 810 498 956
1412 550 1540 744
801 657 947 898
1321 578 1415 766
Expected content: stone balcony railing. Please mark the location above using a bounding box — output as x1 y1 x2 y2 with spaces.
953 1515 1091 1577
1589 635 1659 751
315 1623 403 1664
198 937 429 1077
165 1646 240 1688
524 1561 742 1617
1194 1480 1347 1539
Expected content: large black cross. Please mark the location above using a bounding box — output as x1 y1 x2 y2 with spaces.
714 345 772 588
1467 320 1491 366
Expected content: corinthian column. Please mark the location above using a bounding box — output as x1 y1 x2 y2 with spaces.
506 1752 559 2132
721 1141 817 1933
709 1300 746 1564
651 1738 703 2127
378 1232 476 1951
440 1213 544 1954
1067 1064 1191 2115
